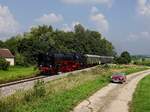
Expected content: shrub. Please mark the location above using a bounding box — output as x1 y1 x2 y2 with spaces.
0 57 9 70
33 80 46 97
15 53 29 66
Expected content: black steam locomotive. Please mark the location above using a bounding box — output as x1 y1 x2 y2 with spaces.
38 52 113 75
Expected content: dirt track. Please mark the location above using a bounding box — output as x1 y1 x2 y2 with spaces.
72 69 150 112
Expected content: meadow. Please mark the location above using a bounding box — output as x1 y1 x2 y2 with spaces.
0 66 39 84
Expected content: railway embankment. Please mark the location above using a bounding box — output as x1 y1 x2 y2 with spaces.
0 66 98 97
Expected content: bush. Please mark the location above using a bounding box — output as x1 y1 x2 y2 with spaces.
15 53 29 66
33 80 46 97
0 57 9 70
24 80 46 102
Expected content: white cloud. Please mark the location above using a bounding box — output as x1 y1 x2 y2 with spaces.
141 31 150 37
91 6 99 14
0 5 19 40
128 31 150 41
61 21 80 32
137 0 150 17
90 6 109 33
61 0 113 7
35 12 63 25
61 24 72 32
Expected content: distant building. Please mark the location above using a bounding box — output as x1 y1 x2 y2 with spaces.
0 48 15 66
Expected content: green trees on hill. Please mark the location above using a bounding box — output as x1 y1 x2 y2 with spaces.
0 24 115 65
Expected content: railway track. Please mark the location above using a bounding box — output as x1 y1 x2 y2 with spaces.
0 66 99 89
0 75 46 88
0 66 98 97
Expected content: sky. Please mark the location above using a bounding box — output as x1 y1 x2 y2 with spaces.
0 0 150 55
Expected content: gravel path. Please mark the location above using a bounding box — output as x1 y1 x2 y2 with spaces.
72 69 150 112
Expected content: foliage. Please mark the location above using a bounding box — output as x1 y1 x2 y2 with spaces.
120 51 131 63
0 40 7 48
33 80 46 97
24 80 46 102
5 35 22 54
115 51 131 64
15 53 29 66
0 57 9 70
3 24 115 65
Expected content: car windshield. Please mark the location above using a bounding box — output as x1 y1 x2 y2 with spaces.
113 72 125 76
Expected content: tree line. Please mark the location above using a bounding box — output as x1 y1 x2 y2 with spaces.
0 24 115 66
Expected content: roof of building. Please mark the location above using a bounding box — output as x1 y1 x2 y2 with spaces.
0 48 14 58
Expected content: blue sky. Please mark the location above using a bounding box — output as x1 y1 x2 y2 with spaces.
0 0 150 55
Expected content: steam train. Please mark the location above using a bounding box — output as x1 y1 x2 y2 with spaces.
38 52 113 75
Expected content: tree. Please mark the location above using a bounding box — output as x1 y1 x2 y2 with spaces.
5 35 22 54
115 51 131 64
2 24 115 65
74 24 85 33
120 51 131 63
0 40 6 48
15 53 28 66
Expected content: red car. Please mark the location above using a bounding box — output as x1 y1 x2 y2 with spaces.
111 73 126 83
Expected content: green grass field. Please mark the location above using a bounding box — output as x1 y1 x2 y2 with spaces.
0 66 39 84
0 65 148 112
130 75 150 112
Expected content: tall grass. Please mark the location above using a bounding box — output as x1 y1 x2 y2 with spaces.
0 80 46 112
